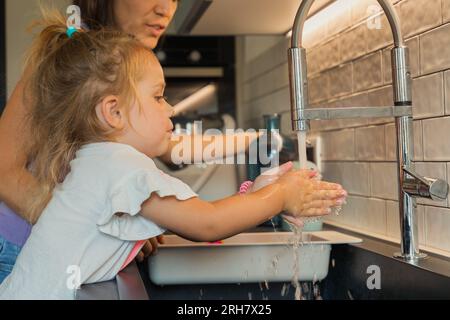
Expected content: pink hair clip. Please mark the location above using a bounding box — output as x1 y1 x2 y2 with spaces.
239 181 254 195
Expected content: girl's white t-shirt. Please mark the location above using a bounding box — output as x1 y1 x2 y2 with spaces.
0 142 197 300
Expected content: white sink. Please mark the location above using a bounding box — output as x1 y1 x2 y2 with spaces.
148 231 362 285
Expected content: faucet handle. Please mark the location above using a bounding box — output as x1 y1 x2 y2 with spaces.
403 167 449 201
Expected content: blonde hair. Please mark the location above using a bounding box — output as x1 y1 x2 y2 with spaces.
24 9 152 220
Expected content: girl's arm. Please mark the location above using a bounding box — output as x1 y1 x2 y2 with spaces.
141 183 285 242
0 75 40 223
159 132 262 165
140 171 346 242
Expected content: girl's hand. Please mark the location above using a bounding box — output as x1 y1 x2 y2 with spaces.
249 162 294 193
250 162 314 227
135 235 165 262
277 170 347 218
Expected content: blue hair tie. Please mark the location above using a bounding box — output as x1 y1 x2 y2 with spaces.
66 26 78 38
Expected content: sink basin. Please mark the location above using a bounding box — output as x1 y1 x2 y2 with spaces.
148 231 362 285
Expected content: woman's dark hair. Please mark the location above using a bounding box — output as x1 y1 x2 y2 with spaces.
72 0 116 30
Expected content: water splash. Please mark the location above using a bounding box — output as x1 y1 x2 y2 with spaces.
290 224 304 300
314 283 323 300
281 284 288 297
271 255 280 275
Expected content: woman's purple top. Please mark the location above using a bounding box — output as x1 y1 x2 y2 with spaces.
0 202 31 247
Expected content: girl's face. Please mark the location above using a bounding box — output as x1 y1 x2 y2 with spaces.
121 55 174 158
113 0 178 49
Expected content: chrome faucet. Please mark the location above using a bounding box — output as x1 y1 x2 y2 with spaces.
288 0 449 262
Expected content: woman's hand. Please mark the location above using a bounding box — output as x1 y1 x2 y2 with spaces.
249 162 294 193
277 170 347 218
135 235 165 262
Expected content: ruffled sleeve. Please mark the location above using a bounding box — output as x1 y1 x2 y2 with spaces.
97 163 197 241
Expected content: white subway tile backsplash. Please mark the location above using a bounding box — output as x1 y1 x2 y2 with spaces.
351 0 380 24
355 125 386 161
246 37 288 81
367 13 394 53
307 48 321 75
309 72 330 103
385 123 396 161
340 23 367 63
245 63 290 103
367 85 394 106
386 202 426 245
384 120 424 162
425 206 450 252
412 73 445 119
367 86 395 125
417 205 426 246
248 87 290 120
415 162 448 207
398 0 442 38
386 200 400 239
328 195 358 227
413 120 424 161
353 196 387 235
322 37 341 71
321 129 355 161
326 0 353 36
353 52 383 92
420 23 450 75
329 63 353 98
322 162 370 196
423 117 450 160
444 0 450 22
370 162 399 200
445 70 450 115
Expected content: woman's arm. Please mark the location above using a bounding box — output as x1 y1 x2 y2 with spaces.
0 75 40 224
159 131 262 164
141 183 285 242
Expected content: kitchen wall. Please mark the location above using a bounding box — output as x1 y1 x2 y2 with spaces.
236 0 450 257
6 0 69 98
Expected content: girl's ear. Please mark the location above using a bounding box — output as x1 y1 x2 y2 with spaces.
96 95 126 130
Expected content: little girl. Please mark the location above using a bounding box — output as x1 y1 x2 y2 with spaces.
0 13 346 299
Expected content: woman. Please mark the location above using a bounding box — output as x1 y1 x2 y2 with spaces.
0 0 336 284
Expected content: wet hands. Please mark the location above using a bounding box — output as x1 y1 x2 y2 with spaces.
277 169 347 218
